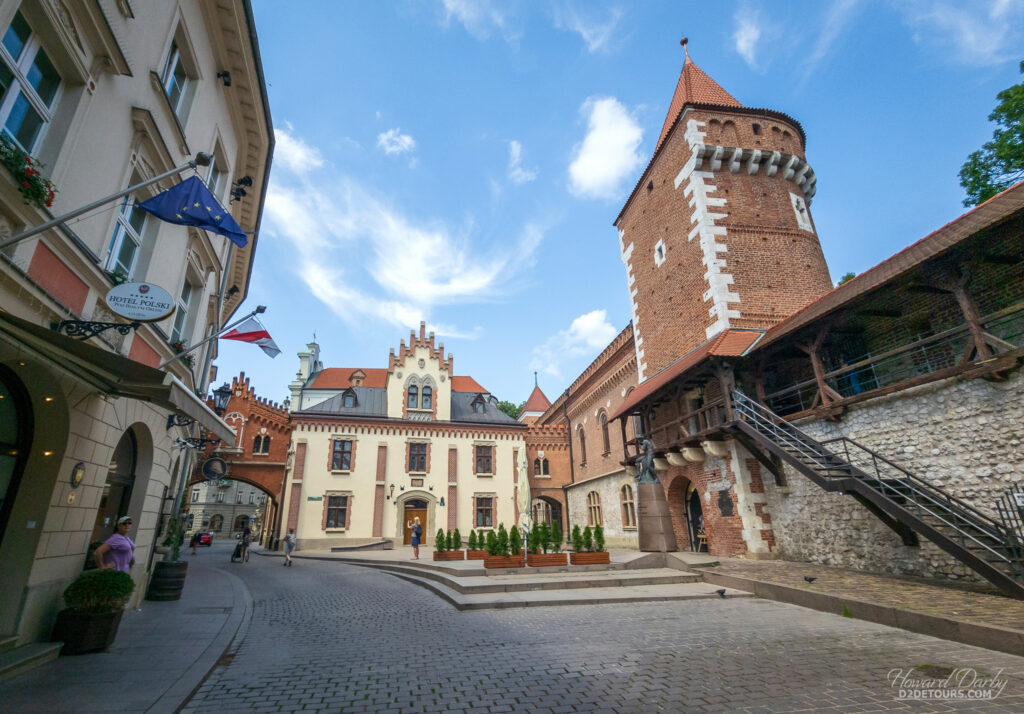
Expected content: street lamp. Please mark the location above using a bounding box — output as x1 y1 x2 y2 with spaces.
212 383 232 415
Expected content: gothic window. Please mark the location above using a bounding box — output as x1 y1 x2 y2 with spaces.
533 458 541 475
421 386 432 410
620 484 636 529
587 491 602 526
253 435 270 454
407 385 418 409
577 425 587 465
600 412 610 454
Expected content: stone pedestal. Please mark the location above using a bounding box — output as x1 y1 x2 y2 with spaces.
636 482 678 552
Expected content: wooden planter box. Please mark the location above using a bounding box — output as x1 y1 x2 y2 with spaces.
432 550 465 561
570 552 610 565
483 555 526 569
51 609 124 655
465 549 488 560
527 552 568 567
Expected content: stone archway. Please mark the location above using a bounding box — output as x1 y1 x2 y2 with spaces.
667 474 700 552
394 491 437 545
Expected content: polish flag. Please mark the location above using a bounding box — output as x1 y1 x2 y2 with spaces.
221 317 280 357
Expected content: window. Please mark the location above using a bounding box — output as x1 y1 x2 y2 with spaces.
342 390 356 408
577 426 587 465
161 39 190 114
471 396 485 414
587 491 602 526
0 11 61 153
216 490 224 503
620 484 636 529
210 514 223 532
475 445 493 474
421 386 432 410
600 412 610 454
191 488 199 503
252 435 270 454
407 385 418 409
331 440 352 470
475 497 493 527
206 155 226 201
408 442 426 472
170 278 194 344
533 458 549 476
105 196 149 279
325 495 348 529
249 492 255 505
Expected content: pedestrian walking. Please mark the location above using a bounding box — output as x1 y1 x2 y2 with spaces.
190 531 202 555
407 516 422 560
240 526 251 563
283 528 296 566
92 516 135 572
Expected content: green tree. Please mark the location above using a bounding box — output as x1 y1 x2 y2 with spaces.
529 523 542 554
837 272 856 286
571 525 584 553
959 62 1024 206
496 400 524 419
539 521 551 554
550 523 562 553
496 524 509 556
452 528 462 550
435 529 447 552
594 525 605 553
509 524 520 554
467 529 477 551
485 529 498 555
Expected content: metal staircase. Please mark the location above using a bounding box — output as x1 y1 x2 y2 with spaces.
726 390 1024 599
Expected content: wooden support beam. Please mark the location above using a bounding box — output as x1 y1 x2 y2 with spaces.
800 324 834 406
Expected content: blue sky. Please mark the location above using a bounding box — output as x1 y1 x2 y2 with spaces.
213 0 1024 407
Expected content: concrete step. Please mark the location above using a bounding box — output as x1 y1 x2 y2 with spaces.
0 636 18 654
388 570 752 610
0 643 62 682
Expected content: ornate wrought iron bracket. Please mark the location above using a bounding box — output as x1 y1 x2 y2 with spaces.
176 436 221 450
51 319 140 341
166 413 196 430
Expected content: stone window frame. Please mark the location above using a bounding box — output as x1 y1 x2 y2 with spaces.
533 458 550 477
473 493 496 528
586 490 602 527
328 436 357 473
406 440 430 474
473 441 495 476
322 490 353 532
252 434 271 455
0 9 63 155
620 482 637 530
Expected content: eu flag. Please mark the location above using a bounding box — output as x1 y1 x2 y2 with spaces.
138 176 248 247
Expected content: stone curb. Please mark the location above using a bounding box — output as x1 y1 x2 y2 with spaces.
700 570 1024 657
146 567 254 714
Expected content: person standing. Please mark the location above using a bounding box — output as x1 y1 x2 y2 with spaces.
240 526 252 563
93 516 135 572
283 528 296 567
190 530 202 555
407 516 422 560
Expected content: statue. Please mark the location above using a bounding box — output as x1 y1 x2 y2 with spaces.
635 439 659 484
516 449 532 531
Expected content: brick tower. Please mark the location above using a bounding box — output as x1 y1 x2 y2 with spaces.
616 39 833 381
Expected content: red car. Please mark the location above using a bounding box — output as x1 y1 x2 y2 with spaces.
198 532 213 546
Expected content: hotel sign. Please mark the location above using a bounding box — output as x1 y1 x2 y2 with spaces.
105 282 175 322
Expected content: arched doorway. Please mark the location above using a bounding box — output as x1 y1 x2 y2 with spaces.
531 497 563 534
233 514 249 532
686 484 707 553
90 430 137 545
403 498 428 545
209 514 224 533
0 365 32 550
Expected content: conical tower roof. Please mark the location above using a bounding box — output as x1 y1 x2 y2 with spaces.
655 38 741 153
522 385 551 414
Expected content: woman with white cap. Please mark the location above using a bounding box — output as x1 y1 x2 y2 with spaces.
93 516 136 572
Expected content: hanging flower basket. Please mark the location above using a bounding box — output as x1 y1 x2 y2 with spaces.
170 341 195 368
0 136 56 209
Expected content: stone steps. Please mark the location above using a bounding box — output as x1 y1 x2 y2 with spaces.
0 643 63 682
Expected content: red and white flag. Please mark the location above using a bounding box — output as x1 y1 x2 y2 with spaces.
221 317 280 358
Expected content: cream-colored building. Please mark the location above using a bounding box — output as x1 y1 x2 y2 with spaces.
282 325 527 549
0 0 271 655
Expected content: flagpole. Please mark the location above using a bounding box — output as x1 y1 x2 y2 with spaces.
156 304 266 370
0 152 212 252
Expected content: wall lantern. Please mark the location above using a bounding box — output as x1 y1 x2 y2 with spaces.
439 497 445 507
388 484 395 500
212 383 232 415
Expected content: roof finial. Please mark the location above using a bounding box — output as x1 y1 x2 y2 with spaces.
534 371 538 387
681 36 690 63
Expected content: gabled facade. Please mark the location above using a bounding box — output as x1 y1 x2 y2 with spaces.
282 323 528 548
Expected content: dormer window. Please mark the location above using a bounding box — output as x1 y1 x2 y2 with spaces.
421 386 432 410
407 385 418 408
342 388 357 408
471 395 486 414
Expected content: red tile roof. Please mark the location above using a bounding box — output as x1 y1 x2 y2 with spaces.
451 376 486 393
521 385 551 413
656 51 741 154
309 368 388 389
609 329 764 421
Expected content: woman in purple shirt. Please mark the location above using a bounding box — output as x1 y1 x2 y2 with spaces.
93 516 136 572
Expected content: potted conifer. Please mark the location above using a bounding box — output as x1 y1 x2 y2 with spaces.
466 530 487 559
570 524 610 565
147 493 189 601
527 521 568 566
433 528 464 561
483 523 525 568
51 570 135 655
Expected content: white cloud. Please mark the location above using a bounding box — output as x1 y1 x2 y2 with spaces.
896 0 1024 66
377 128 416 155
264 128 545 332
733 8 762 67
274 123 324 174
553 4 623 53
507 140 537 184
568 97 644 201
530 310 619 378
804 0 863 78
440 0 518 43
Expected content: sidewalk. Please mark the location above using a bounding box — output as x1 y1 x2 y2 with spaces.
0 553 251 713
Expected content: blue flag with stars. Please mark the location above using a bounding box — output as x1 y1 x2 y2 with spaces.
138 176 248 247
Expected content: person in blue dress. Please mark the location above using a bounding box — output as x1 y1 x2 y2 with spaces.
407 516 422 560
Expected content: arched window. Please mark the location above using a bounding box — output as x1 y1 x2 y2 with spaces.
407 385 418 408
586 491 602 526
253 435 270 454
421 386 432 410
577 426 587 465
210 514 224 532
541 459 549 475
620 483 636 529
600 412 610 454
533 458 541 475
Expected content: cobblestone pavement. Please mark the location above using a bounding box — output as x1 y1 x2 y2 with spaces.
182 553 1024 713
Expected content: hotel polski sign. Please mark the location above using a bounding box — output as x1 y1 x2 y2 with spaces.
105 282 175 322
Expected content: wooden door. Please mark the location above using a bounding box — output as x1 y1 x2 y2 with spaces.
403 509 427 545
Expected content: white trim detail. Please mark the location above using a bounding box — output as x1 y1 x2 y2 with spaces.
653 238 667 267
619 228 647 381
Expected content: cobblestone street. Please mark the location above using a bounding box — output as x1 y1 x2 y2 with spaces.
182 548 1024 713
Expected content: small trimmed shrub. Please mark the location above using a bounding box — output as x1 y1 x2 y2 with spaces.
486 530 498 555
529 523 542 554
496 524 509 556
571 525 583 553
539 521 551 554
594 525 605 552
468 530 477 551
452 528 462 550
478 530 487 548
63 570 135 614
435 529 447 552
583 526 594 552
550 523 562 553
509 525 520 554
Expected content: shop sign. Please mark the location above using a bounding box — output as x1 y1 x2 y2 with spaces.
202 457 228 481
105 282 175 322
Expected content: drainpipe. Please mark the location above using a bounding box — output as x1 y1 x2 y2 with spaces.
562 389 574 544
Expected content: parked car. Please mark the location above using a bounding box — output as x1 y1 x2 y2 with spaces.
199 532 213 546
